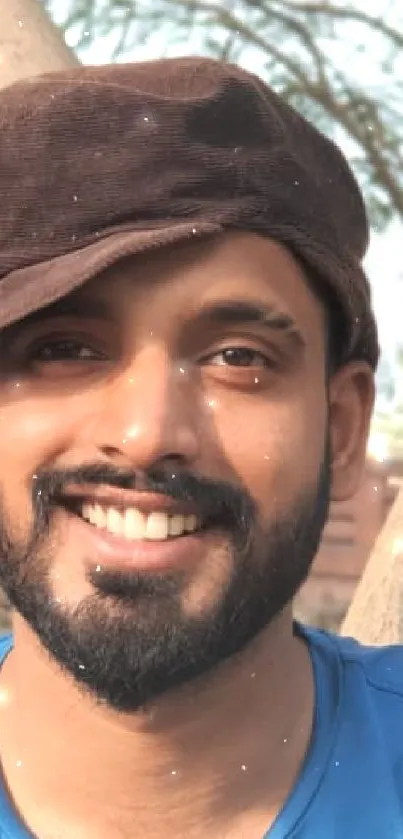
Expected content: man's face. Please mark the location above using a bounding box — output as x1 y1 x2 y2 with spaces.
0 233 372 710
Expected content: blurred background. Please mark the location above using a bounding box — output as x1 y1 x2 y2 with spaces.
1 0 402 630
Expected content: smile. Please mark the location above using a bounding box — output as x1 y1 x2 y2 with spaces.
81 503 200 542
57 488 209 571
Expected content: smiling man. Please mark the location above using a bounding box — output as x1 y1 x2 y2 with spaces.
0 56 400 839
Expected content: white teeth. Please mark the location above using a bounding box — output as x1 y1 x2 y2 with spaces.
124 508 146 540
106 508 123 536
145 511 169 541
185 514 197 533
80 504 199 541
169 514 185 536
92 504 107 529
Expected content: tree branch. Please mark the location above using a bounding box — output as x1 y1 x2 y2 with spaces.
326 89 403 215
160 0 321 87
50 0 403 223
243 0 329 85
144 0 403 216
281 1 403 49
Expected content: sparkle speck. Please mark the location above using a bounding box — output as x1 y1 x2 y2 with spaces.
124 425 140 440
73 195 78 202
171 770 177 776
0 687 10 707
393 539 403 556
283 738 288 744
335 760 340 767
78 664 85 671
18 20 23 28
192 228 197 234
16 760 22 767
95 564 101 573
241 764 247 771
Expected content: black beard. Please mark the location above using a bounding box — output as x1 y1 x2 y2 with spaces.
0 457 330 712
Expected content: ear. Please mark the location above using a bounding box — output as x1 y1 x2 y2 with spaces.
328 361 375 503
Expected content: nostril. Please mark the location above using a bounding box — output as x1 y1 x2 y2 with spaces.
100 446 123 458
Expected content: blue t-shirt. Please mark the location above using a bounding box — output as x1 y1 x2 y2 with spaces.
1 625 403 837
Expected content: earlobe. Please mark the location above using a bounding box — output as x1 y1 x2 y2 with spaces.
328 362 375 503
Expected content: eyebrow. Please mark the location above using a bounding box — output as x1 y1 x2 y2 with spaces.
9 296 305 352
194 300 305 348
15 297 114 328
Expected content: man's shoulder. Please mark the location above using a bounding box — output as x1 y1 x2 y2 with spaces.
0 633 12 664
304 623 403 699
303 624 403 787
289 627 403 835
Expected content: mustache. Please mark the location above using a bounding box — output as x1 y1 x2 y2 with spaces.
32 463 256 543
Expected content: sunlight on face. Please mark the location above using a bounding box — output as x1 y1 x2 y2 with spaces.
0 233 372 709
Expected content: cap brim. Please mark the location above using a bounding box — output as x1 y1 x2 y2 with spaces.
0 221 221 328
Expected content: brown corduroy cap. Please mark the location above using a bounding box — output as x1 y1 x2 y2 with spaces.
0 56 378 367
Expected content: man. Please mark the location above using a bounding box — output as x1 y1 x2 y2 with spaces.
0 55 399 839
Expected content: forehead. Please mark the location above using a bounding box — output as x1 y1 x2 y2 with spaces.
73 232 325 331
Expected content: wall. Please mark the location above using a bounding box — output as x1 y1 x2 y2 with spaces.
295 459 401 629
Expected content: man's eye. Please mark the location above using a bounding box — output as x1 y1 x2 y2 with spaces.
207 347 271 368
31 340 105 362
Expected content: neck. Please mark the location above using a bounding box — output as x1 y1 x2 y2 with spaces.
0 612 314 839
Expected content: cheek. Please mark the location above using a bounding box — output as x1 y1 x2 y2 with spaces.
0 401 66 537
0 402 70 472
0 397 81 520
206 390 327 511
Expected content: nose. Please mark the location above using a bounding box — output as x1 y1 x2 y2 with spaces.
82 347 201 472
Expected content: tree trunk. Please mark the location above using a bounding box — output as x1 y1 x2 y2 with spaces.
341 485 403 645
0 0 78 90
